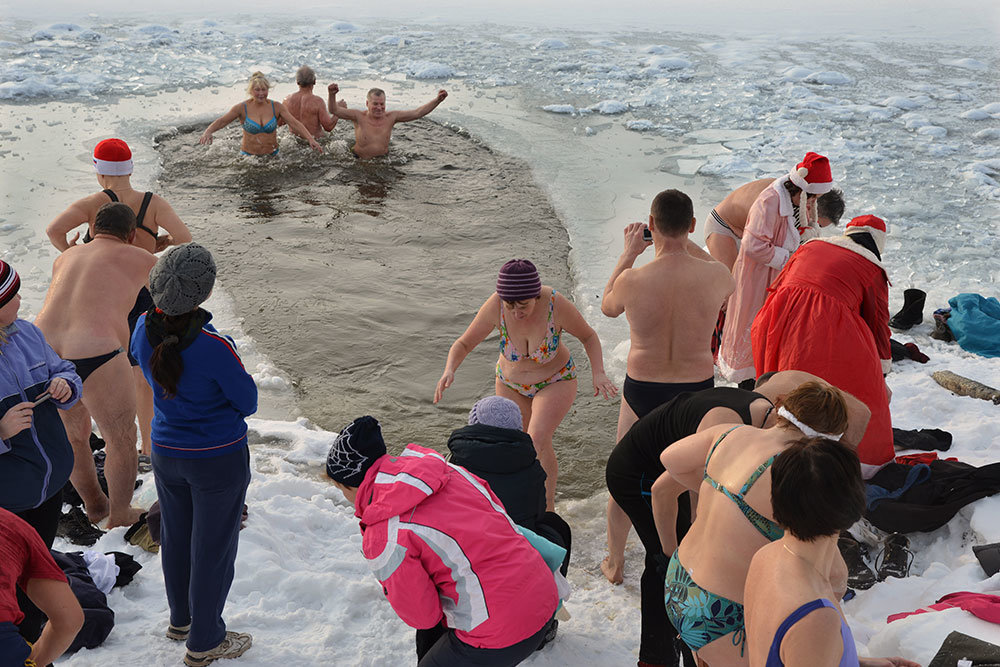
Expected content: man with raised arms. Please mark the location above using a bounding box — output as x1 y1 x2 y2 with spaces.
327 84 448 158
280 65 346 140
36 203 156 529
599 188 735 584
46 138 193 457
706 179 845 271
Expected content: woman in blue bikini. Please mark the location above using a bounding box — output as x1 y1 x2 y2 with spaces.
744 437 919 667
199 72 322 156
652 381 850 667
434 259 617 510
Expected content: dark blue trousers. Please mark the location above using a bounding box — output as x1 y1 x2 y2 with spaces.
153 446 250 652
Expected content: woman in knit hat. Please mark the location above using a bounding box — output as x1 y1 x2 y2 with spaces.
130 243 257 667
199 71 323 156
434 259 616 510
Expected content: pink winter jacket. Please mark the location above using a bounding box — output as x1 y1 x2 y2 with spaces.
354 444 559 649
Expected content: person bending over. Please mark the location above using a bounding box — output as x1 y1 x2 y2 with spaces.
744 437 920 667
327 416 559 667
0 508 84 667
600 188 733 585
328 84 448 158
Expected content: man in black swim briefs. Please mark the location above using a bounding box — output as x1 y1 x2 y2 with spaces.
36 203 157 530
45 138 193 455
599 189 735 585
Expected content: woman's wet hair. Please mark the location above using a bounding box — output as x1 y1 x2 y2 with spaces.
771 436 865 540
778 381 848 437
246 71 271 94
149 311 196 399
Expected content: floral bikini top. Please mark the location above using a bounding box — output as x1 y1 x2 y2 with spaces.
498 290 561 363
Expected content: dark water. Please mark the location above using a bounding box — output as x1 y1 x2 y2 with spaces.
155 120 617 500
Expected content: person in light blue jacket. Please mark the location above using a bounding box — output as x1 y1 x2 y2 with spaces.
0 259 82 643
130 243 256 667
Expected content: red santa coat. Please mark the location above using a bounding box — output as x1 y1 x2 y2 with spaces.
751 236 893 473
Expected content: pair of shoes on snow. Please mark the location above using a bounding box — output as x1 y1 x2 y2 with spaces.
839 531 914 590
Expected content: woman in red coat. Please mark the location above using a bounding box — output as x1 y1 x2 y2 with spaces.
752 215 893 476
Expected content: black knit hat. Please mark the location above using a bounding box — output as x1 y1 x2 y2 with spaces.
326 416 387 487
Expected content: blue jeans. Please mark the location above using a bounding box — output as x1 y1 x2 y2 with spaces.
153 445 250 652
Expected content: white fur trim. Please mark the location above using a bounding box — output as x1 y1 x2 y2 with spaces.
93 158 133 176
846 226 886 254
777 406 843 440
811 236 885 272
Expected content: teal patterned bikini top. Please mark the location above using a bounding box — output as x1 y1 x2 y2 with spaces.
703 426 785 542
498 290 561 363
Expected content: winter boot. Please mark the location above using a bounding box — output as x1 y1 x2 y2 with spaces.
889 288 926 330
875 533 914 580
838 531 877 590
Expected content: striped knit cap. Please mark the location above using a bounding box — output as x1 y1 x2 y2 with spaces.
496 259 541 301
0 260 20 308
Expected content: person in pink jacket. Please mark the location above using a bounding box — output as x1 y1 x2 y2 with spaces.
718 152 835 385
326 416 559 667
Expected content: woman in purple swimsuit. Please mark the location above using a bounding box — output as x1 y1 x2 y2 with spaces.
744 437 920 667
199 72 322 156
434 259 617 510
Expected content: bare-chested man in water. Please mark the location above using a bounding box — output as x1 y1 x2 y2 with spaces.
36 203 156 529
599 188 734 584
46 138 192 457
706 179 845 271
327 84 448 158
280 65 347 139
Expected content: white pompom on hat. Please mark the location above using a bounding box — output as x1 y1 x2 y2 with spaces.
845 215 888 255
788 152 834 195
93 138 134 176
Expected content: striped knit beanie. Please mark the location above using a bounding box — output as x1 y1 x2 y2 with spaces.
496 259 541 301
0 260 20 308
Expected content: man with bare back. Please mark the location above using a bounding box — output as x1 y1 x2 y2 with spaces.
36 203 157 529
280 66 346 139
327 84 448 158
46 138 192 457
599 188 734 584
706 179 845 271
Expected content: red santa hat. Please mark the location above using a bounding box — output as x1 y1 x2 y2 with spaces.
788 152 834 195
845 214 887 254
93 138 133 176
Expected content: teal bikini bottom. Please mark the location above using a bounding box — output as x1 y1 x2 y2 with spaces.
664 549 746 656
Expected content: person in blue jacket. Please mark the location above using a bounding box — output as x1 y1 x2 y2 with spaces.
0 259 83 642
130 243 256 667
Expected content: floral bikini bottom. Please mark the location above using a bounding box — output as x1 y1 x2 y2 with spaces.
495 356 577 398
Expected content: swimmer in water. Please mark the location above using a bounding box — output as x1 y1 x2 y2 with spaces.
327 84 448 159
279 65 347 140
199 71 322 156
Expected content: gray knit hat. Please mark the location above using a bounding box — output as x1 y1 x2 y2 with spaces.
468 396 523 431
149 243 216 316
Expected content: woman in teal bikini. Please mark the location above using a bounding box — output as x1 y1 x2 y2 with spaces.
652 381 850 667
434 259 617 510
199 72 322 156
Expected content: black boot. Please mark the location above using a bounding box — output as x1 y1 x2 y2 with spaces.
876 532 914 580
838 531 877 590
889 288 926 331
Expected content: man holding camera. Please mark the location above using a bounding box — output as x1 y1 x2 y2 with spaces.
598 188 734 585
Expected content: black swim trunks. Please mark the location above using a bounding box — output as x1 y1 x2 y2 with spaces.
623 376 714 420
69 348 124 383
126 287 155 366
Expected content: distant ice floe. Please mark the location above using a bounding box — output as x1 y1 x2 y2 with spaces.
626 119 657 132
406 61 455 79
697 154 756 176
779 67 852 85
961 102 1000 121
916 125 947 138
588 100 628 114
940 57 988 71
535 38 569 50
329 21 359 32
974 128 1000 141
879 96 929 110
962 159 1000 198
31 23 100 42
643 56 691 70
542 104 577 114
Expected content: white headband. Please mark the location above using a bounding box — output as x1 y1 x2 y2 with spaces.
777 406 843 441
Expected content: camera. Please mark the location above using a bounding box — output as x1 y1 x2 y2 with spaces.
642 227 652 242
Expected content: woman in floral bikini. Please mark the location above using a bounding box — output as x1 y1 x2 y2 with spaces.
434 259 617 509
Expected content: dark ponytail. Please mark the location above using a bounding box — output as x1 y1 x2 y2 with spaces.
149 311 196 398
